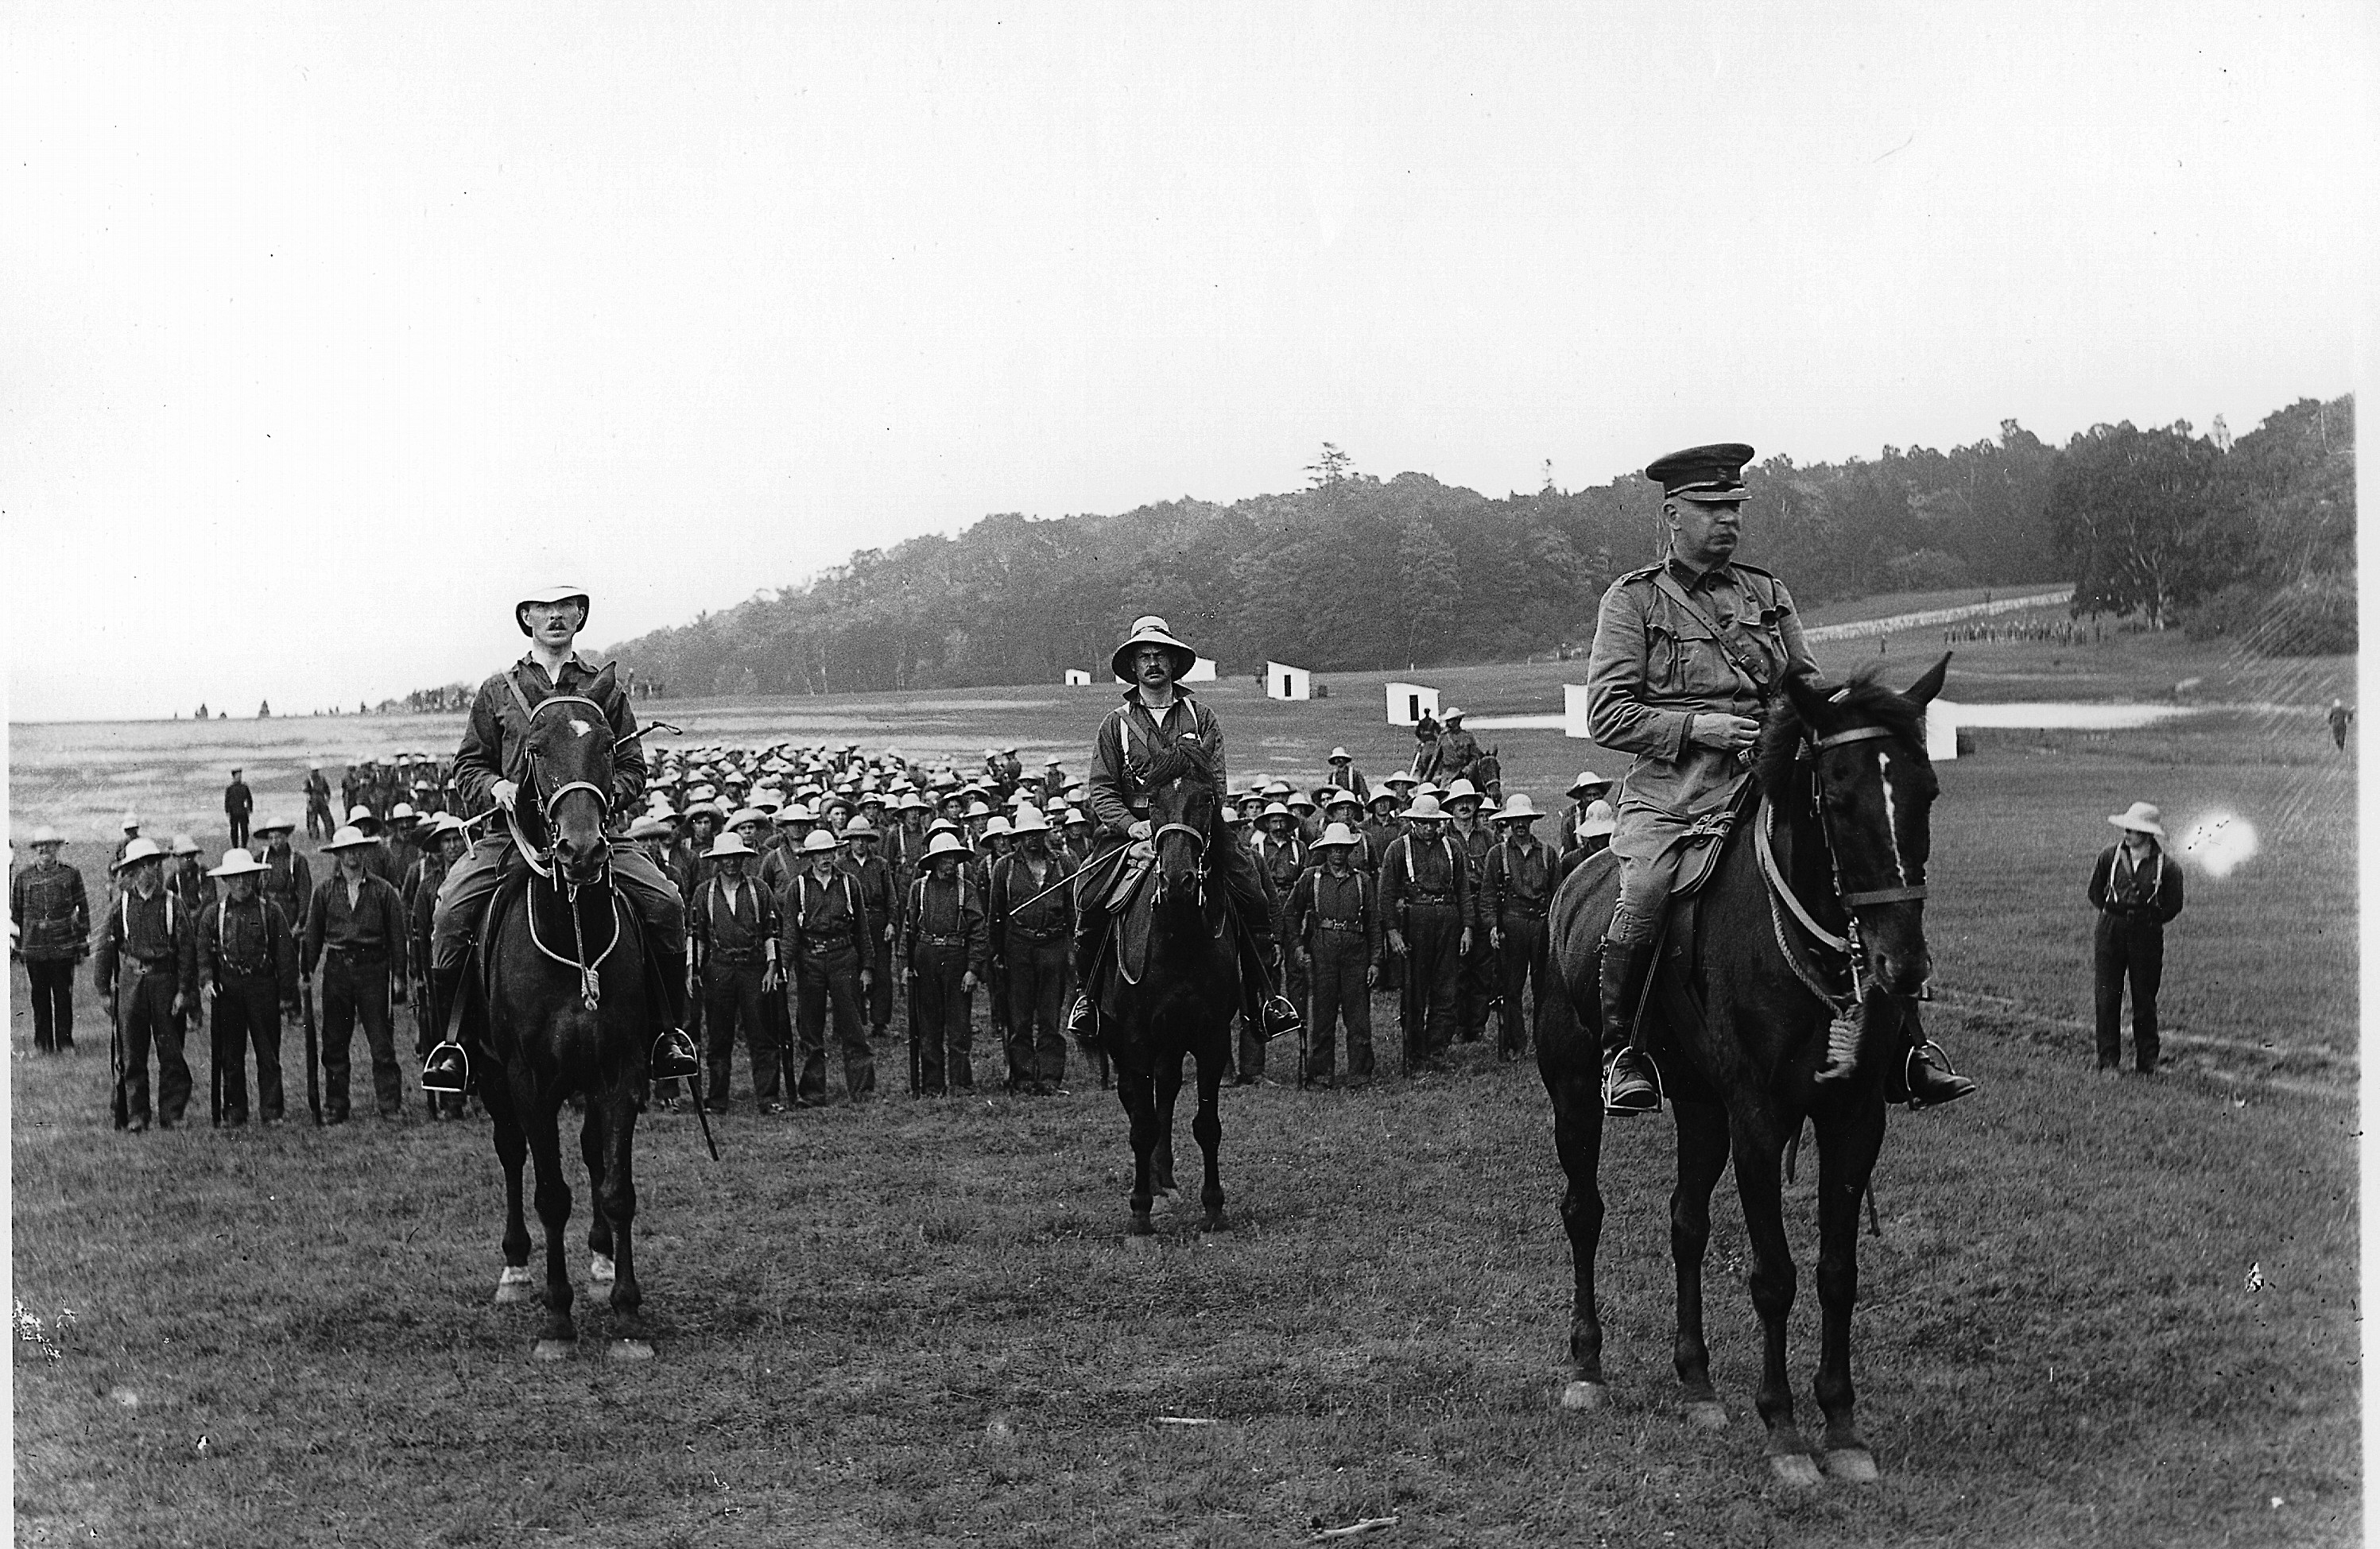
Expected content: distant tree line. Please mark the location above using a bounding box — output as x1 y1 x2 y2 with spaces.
2049 395 2355 653
407 397 2347 702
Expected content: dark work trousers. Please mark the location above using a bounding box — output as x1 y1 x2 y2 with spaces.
1005 935 1069 1088
909 946 972 1094
1456 927 1497 1042
1497 913 1549 1056
320 951 400 1120
211 975 285 1121
307 799 335 842
868 935 894 1034
2093 914 2165 1072
228 814 250 850
1399 905 1463 1073
1305 929 1374 1080
702 959 779 1109
796 950 874 1102
118 971 191 1125
983 955 1012 1078
26 958 76 1051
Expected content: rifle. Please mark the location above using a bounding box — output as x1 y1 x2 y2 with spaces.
109 984 128 1129
210 986 223 1128
302 974 323 1126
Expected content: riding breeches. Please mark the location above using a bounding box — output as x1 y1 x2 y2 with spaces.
1606 808 1693 947
430 831 685 972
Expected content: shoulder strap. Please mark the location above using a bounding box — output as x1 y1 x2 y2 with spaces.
503 667 540 725
1649 567 1766 693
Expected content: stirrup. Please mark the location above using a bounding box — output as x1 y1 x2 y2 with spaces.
1259 993 1304 1042
650 1028 701 1080
1813 1009 1862 1085
421 1042 470 1094
1602 1049 1661 1116
1900 1040 1979 1109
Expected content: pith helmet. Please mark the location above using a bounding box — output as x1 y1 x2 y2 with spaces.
1404 795 1447 822
2108 801 2165 838
1494 792 1543 823
1110 615 1196 683
112 836 167 870
705 832 755 859
1008 804 1051 835
207 849 268 878
516 583 591 635
924 831 971 861
321 826 378 853
800 829 843 854
1312 823 1362 850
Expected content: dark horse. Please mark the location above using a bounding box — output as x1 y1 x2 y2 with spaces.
468 665 659 1359
1536 659 1948 1485
1081 749 1241 1234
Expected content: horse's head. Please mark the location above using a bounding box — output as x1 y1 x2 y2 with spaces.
1767 655 1949 997
521 663 620 887
1140 743 1220 909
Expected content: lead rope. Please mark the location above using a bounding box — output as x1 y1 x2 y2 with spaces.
567 877 600 1010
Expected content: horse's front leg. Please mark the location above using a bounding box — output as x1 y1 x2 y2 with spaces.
1545 1063 1608 1408
1116 1067 1160 1235
527 1102 576 1357
1191 1042 1226 1231
1672 1098 1732 1430
1153 1050 1183 1199
598 1086 649 1358
580 1101 614 1283
490 1086 536 1306
1731 1110 1818 1484
1812 1100 1887 1481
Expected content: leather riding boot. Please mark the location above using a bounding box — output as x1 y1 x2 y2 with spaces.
1598 935 1660 1115
1067 893 1104 1044
421 962 471 1094
649 945 702 1081
1890 1036 1979 1108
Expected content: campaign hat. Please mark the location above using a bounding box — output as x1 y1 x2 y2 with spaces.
705 832 755 860
320 826 378 854
113 836 168 869
2108 801 2165 838
1312 822 1362 850
207 848 268 878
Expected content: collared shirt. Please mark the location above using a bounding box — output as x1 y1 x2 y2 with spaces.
11 859 90 961
1380 830 1475 927
989 850 1072 946
1085 686 1226 838
1484 835 1556 917
262 846 312 927
304 869 409 974
901 872 987 974
1587 552 1816 823
2088 843 2185 924
199 895 299 999
95 884 200 996
452 652 648 816
781 868 869 962
695 873 778 962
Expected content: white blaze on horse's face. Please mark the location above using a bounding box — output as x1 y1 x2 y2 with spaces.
1877 751 1908 886
569 718 594 739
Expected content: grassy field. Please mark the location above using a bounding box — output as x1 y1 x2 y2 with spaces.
8 621 2359 1545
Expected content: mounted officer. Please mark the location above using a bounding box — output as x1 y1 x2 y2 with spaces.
1065 616 1302 1046
419 585 701 1092
1586 444 1974 1115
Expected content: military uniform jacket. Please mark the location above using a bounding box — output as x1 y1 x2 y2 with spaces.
1285 865 1382 964
781 869 870 966
694 873 779 966
11 861 90 962
1251 833 1308 931
95 887 200 997
988 851 1072 955
1483 835 1557 920
901 872 988 975
1450 819 1494 881
1586 555 1816 824
304 772 332 805
1434 730 1481 782
1086 687 1227 839
198 896 299 1001
452 653 647 817
223 780 254 819
847 852 896 945
1379 831 1475 929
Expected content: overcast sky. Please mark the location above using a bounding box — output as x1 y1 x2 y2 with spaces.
5 2 2370 722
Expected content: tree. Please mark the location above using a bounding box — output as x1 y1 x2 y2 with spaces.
2047 421 2233 627
1304 442 1353 490
1395 517 1461 664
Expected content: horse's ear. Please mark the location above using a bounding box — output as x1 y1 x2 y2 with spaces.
1781 669 1835 734
1903 653 1951 708
590 660 619 698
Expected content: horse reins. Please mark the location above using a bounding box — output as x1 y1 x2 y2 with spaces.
1804 724 1928 908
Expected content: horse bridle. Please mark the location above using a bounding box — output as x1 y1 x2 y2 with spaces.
516 692 618 1009
1804 724 1928 909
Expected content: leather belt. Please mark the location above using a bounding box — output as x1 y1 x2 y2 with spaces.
1315 918 1364 932
130 955 177 972
919 934 969 947
1501 905 1549 919
1406 893 1455 907
1007 926 1066 943
323 946 389 964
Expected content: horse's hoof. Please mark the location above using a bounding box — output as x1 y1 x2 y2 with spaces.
1824 1447 1880 1484
494 1265 537 1305
1684 1400 1729 1431
1768 1451 1824 1488
1126 1216 1157 1240
590 1253 615 1286
1560 1381 1607 1412
530 1338 576 1361
1200 1212 1226 1233
608 1338 655 1362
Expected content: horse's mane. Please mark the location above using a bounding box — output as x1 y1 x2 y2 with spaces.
1753 668 1928 798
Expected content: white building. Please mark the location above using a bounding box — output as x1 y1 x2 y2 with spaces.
1063 669 1092 687
1385 681 1440 726
1564 684 1594 738
1266 661 1312 701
